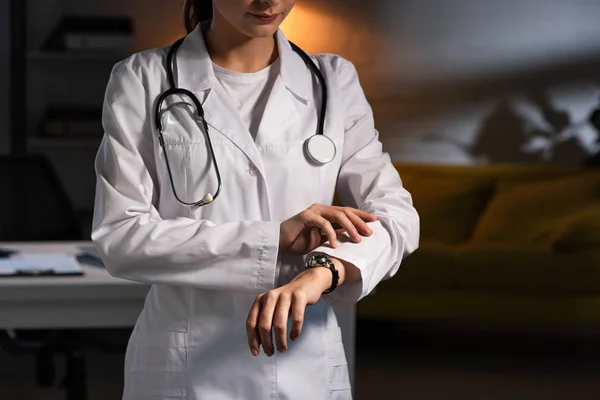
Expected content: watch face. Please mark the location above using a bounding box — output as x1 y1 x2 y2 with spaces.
307 255 328 268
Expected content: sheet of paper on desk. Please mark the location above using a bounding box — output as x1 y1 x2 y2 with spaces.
0 259 30 275
0 254 83 276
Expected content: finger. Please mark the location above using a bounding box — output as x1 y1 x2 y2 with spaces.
319 227 341 246
306 213 337 248
313 227 329 247
273 293 292 352
246 295 263 356
313 203 377 222
334 228 346 237
347 208 378 222
343 208 373 236
322 208 361 243
259 291 278 356
290 291 307 341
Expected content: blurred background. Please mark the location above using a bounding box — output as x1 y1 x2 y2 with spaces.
2 0 600 399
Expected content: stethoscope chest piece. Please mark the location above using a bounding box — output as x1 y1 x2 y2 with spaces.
305 134 336 165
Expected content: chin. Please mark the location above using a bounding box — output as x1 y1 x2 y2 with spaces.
241 25 280 38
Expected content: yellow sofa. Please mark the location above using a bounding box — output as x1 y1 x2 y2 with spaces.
355 163 600 329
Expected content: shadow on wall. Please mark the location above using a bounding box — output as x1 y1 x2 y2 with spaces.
469 91 593 164
469 90 595 164
392 84 600 165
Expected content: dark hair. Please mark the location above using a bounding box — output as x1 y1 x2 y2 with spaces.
184 0 214 33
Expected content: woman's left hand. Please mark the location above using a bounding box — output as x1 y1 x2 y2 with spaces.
246 266 333 357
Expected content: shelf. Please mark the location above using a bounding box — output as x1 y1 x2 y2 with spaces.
26 50 130 62
28 137 102 148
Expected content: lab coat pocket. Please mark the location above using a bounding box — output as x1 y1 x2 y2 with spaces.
126 331 188 399
160 140 225 210
325 326 352 397
161 143 193 205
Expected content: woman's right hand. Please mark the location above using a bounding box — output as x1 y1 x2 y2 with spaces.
279 203 377 255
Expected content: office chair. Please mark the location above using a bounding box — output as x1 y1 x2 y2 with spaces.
0 154 127 400
0 154 85 397
0 154 82 241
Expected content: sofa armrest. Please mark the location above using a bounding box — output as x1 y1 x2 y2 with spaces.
551 207 600 252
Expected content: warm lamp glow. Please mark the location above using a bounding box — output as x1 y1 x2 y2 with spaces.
280 4 387 81
280 5 353 54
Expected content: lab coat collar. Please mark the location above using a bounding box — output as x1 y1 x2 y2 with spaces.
276 29 313 102
175 24 214 93
175 23 313 102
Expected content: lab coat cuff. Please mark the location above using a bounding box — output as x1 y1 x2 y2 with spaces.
255 221 281 293
305 247 369 307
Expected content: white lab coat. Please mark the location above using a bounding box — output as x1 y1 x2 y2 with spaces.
92 24 419 400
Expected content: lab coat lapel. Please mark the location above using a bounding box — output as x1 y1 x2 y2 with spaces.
254 75 300 146
254 29 316 146
174 24 265 177
203 85 265 175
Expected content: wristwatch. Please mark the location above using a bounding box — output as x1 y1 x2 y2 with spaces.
305 254 339 294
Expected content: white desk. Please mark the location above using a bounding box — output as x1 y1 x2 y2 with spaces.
0 241 355 387
0 242 149 329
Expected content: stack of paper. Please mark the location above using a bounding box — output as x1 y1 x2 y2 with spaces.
0 253 83 277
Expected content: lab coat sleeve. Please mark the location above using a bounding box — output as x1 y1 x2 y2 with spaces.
91 60 280 294
309 59 420 307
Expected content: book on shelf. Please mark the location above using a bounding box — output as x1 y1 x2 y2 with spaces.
41 15 134 53
39 107 103 137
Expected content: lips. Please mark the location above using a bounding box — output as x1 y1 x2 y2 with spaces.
248 13 279 24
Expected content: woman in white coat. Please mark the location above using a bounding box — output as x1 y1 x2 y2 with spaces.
92 0 419 398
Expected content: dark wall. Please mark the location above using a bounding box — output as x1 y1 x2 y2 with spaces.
0 0 9 154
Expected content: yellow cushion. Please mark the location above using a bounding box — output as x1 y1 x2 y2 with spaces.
381 243 456 290
401 175 493 244
552 207 600 252
394 163 579 182
472 173 600 244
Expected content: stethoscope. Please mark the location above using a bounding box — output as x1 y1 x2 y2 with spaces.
155 36 335 209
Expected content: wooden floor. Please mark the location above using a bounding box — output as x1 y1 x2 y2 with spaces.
3 320 600 399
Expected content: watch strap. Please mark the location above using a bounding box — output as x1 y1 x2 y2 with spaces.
305 254 339 294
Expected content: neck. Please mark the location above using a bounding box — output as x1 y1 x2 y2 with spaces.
204 17 278 73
